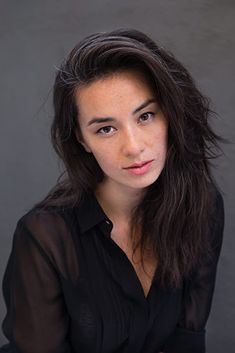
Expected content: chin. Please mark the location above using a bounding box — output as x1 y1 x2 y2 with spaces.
125 175 161 190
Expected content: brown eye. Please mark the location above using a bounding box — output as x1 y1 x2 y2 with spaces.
139 112 155 123
96 126 116 135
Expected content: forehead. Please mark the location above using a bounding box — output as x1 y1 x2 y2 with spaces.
74 70 156 116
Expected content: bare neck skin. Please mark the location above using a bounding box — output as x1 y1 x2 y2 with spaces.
95 178 145 225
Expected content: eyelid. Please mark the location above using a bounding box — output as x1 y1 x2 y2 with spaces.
96 126 116 135
95 111 156 135
141 111 155 116
138 111 155 121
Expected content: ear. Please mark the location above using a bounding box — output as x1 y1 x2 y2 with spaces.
75 129 92 153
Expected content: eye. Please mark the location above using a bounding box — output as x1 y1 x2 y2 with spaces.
139 112 155 123
96 126 116 135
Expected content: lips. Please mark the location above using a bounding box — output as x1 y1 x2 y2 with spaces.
124 160 154 169
124 160 154 175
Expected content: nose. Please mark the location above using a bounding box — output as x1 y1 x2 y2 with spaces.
121 127 145 158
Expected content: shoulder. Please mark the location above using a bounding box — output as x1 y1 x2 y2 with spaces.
208 181 224 203
12 205 80 279
207 182 225 253
17 205 74 237
21 205 73 227
14 205 78 260
208 182 225 226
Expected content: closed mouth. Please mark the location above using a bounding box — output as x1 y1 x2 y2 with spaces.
124 160 153 169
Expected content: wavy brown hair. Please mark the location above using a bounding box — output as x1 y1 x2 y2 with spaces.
36 28 226 289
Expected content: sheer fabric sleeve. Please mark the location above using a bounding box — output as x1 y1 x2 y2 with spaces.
2 212 73 353
164 188 225 353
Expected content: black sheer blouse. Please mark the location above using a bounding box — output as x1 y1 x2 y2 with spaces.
1 185 224 353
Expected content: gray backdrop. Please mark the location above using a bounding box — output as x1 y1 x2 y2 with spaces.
0 0 234 351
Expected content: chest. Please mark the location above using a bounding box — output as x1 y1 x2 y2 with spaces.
110 228 157 298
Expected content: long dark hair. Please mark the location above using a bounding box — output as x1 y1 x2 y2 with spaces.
36 28 225 289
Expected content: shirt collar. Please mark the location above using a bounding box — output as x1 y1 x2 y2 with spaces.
75 191 113 235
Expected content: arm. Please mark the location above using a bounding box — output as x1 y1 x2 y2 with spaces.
2 216 72 353
164 188 225 353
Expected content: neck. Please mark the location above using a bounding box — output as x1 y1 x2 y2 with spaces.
95 179 145 223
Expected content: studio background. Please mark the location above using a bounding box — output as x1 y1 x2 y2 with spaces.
0 0 234 351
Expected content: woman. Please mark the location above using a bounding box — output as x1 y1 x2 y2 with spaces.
1 28 225 353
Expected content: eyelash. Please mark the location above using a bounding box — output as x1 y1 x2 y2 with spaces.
95 112 156 135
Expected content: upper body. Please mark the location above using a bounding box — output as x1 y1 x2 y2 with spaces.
1 28 225 352
2 184 224 353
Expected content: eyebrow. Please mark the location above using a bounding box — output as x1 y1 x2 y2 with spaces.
87 98 157 126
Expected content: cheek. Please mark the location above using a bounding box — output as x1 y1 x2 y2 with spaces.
150 127 168 151
90 148 113 169
92 146 121 175
88 139 117 161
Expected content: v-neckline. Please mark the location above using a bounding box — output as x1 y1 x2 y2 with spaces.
109 235 157 302
126 253 157 299
127 257 157 301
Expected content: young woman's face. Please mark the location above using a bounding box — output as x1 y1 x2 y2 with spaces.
75 70 168 193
